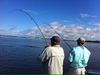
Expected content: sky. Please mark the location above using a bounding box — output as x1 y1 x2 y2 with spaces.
0 0 100 40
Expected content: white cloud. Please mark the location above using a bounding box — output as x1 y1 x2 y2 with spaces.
80 13 89 18
18 22 100 40
0 29 8 35
62 20 72 23
80 13 97 18
0 26 20 36
8 26 17 31
0 22 100 41
94 23 100 26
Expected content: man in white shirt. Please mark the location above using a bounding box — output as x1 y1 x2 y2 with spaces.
39 36 65 74
68 37 91 74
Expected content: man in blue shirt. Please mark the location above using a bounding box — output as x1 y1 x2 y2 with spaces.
68 37 91 74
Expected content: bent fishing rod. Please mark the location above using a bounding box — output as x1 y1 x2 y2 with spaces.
47 24 72 49
11 9 72 49
12 9 48 45
18 9 72 49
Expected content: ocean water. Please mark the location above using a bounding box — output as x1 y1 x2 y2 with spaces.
0 36 100 73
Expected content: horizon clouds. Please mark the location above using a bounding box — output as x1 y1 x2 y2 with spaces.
0 21 100 41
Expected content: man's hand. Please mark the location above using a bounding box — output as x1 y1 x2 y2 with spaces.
44 43 51 48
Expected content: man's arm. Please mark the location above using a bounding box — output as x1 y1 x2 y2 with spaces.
38 47 50 63
68 49 74 63
84 48 91 65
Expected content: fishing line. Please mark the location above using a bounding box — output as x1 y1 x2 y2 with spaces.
11 9 48 45
47 24 72 49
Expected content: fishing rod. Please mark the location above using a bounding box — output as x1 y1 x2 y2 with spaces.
12 9 48 45
47 24 72 49
11 9 72 49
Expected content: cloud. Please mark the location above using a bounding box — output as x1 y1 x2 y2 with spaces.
8 26 17 31
80 13 89 18
0 26 20 36
0 22 100 41
18 22 100 40
80 13 97 18
0 29 8 35
62 20 72 23
93 23 100 26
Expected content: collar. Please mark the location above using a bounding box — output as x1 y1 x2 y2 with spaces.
53 45 60 47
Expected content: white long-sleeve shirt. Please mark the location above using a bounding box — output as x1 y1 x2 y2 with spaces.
39 45 65 74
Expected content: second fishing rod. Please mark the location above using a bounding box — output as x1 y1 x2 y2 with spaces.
47 23 72 49
13 9 72 50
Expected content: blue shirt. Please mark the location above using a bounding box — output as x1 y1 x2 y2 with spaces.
69 46 91 68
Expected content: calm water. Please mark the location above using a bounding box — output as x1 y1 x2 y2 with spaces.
0 36 100 73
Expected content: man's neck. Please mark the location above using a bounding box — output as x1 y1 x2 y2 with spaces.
53 45 60 47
